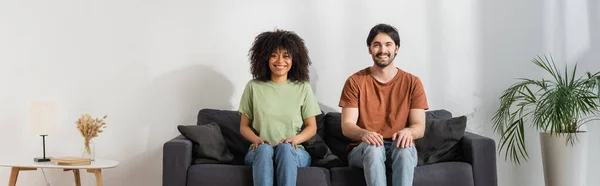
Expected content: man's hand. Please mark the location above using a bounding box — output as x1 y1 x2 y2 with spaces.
251 138 270 151
392 128 414 148
361 131 384 146
279 136 301 149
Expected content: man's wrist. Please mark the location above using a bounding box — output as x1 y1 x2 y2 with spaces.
360 130 371 138
404 127 415 138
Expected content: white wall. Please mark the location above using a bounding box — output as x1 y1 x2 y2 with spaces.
1 0 598 185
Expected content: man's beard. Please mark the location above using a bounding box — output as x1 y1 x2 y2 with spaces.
374 52 393 68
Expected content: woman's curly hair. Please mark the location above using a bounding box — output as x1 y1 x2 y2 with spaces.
248 29 311 82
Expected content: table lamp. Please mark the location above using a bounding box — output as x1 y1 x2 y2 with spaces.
30 102 56 162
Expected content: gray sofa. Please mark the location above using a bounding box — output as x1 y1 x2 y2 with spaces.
163 109 497 186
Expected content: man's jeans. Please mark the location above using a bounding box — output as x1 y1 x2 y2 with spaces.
348 139 418 186
245 143 311 186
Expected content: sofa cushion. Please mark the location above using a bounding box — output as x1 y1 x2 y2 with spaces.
415 116 467 165
187 164 253 186
329 162 474 186
197 109 251 165
302 134 329 158
425 109 453 120
177 123 234 164
324 112 353 164
315 110 327 139
414 162 474 186
187 164 331 186
302 133 344 168
301 111 330 159
324 112 348 140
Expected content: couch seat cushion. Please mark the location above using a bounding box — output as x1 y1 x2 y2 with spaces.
187 164 331 186
329 162 474 186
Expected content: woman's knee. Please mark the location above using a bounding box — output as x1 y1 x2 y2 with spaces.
274 143 295 156
255 144 274 156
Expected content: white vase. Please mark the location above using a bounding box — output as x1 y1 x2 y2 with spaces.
540 131 587 186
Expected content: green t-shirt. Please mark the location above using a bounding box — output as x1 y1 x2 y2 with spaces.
238 80 321 148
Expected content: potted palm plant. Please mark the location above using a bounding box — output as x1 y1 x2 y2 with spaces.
492 54 600 186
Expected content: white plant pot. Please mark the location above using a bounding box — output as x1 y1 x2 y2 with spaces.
540 132 588 186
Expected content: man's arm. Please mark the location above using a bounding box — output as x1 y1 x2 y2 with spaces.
392 108 426 148
341 107 384 146
407 108 426 139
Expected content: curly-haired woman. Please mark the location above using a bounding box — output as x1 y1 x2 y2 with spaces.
238 29 320 186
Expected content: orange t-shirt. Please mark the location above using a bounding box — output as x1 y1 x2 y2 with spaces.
338 67 429 139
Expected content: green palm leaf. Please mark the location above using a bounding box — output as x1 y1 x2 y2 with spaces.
492 54 600 165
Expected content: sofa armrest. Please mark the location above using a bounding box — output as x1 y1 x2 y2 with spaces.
460 132 498 186
163 135 193 186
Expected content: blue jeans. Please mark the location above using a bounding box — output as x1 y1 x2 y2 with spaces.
348 139 418 186
245 143 312 186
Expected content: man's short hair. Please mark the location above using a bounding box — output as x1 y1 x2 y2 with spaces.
366 24 400 47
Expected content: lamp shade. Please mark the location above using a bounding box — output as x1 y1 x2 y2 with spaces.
30 102 57 135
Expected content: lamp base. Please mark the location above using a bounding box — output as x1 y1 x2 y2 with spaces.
34 157 51 162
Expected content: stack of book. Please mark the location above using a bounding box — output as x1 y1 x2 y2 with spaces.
50 157 91 165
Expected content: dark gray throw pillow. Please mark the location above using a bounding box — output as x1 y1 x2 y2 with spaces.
177 123 234 164
414 116 467 166
302 134 329 158
197 109 251 165
302 134 343 168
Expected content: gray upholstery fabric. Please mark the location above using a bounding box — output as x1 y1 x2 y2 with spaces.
330 162 474 186
415 116 467 165
425 109 453 120
297 167 331 186
187 164 253 186
162 136 193 186
187 164 331 186
413 162 474 186
461 132 498 186
177 123 234 164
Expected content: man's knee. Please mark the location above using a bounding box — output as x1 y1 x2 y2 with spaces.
361 143 385 162
390 146 417 165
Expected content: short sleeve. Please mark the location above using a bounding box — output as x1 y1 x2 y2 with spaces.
301 83 321 119
410 77 429 110
238 81 254 120
338 77 359 108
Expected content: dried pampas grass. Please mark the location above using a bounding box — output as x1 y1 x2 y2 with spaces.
76 114 107 154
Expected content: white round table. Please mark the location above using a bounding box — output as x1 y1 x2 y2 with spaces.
0 159 119 186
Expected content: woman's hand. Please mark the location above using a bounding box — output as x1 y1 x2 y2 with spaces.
251 138 270 151
279 136 301 149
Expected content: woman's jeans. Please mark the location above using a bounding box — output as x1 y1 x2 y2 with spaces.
245 143 311 186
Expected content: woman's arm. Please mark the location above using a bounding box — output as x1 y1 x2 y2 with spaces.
240 114 268 150
280 116 317 149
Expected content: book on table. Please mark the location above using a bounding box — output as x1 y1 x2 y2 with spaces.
50 157 91 165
